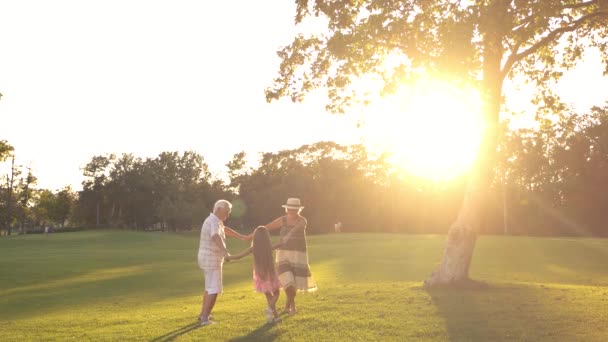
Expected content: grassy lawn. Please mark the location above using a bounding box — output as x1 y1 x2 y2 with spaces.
1 231 607 341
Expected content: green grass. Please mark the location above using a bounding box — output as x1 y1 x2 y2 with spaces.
1 231 607 341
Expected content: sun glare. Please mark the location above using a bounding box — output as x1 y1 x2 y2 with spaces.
361 79 486 181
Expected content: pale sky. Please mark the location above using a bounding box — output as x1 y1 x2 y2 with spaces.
1 1 607 190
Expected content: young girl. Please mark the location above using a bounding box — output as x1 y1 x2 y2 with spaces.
227 226 282 323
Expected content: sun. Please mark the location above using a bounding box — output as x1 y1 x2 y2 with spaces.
361 79 486 181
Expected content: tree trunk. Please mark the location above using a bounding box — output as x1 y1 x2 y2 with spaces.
503 184 508 235
424 110 500 287
424 181 481 287
96 201 100 226
20 169 32 235
6 155 15 236
425 3 505 286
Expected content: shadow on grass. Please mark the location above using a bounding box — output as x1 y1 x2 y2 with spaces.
0 248 253 321
226 322 279 342
424 283 600 341
150 322 200 342
0 263 258 321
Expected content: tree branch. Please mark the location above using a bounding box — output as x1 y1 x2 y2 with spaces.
501 11 608 80
512 1 599 36
511 13 537 35
560 0 599 10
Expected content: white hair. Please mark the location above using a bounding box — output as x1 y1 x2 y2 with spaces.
213 199 232 212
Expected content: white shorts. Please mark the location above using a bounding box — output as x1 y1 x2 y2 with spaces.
202 268 223 295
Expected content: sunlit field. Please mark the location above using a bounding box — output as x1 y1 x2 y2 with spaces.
1 231 607 341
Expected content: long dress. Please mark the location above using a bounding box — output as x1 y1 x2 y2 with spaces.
275 216 317 291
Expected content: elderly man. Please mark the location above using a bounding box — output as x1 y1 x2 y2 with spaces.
198 199 249 326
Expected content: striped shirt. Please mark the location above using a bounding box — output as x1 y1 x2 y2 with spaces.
197 213 226 270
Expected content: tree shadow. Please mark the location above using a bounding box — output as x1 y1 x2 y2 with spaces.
226 322 279 342
424 283 603 341
149 322 200 342
0 263 201 321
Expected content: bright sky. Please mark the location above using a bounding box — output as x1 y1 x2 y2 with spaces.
1 1 607 190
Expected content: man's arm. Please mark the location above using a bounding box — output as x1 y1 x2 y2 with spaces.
225 226 249 241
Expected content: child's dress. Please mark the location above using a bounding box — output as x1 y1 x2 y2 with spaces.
253 270 281 293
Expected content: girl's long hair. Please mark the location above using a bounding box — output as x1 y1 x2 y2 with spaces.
252 226 276 281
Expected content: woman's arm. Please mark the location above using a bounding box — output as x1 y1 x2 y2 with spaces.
264 217 283 231
224 226 249 241
225 247 252 261
246 217 283 240
271 242 284 250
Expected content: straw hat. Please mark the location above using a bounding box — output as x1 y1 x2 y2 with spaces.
281 198 304 210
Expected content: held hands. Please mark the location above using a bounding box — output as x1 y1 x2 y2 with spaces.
225 247 253 262
225 253 243 262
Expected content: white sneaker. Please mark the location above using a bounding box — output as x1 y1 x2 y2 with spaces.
198 314 213 322
200 319 216 327
265 307 275 323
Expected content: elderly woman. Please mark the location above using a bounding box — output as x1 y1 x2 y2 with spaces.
253 198 317 315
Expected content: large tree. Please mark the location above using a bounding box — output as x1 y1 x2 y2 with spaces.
266 0 608 286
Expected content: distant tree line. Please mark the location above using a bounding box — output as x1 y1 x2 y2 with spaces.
2 105 608 236
0 141 75 235
493 105 608 237
75 151 228 231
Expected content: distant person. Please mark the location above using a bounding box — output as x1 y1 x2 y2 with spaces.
197 199 250 326
334 221 342 233
227 226 283 323
250 198 317 315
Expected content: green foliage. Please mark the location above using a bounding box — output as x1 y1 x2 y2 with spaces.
226 141 462 233
0 140 13 162
268 1 608 114
75 151 227 231
65 121 608 237
32 187 76 227
496 104 608 235
0 231 607 341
